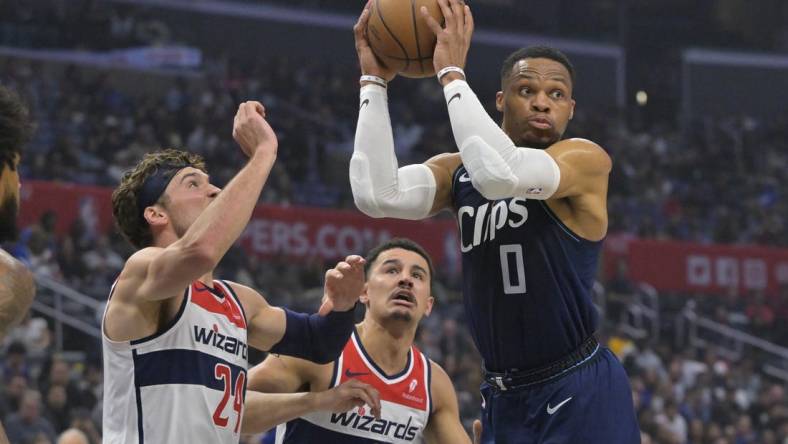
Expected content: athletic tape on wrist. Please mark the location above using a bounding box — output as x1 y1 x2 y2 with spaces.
360 75 387 87
437 66 466 81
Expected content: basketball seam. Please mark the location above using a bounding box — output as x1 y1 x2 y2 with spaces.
410 0 426 74
372 54 433 62
374 0 411 73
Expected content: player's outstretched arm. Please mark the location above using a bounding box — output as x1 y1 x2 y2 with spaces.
423 362 472 444
230 256 364 363
248 354 312 393
422 0 567 203
242 379 381 434
245 354 380 434
117 102 278 302
350 2 445 220
0 251 35 340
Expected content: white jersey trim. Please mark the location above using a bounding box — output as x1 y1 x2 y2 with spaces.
422 354 432 415
330 352 344 388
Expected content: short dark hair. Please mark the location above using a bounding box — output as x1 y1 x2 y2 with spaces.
364 238 435 283
7 341 26 355
0 85 33 171
112 149 206 249
500 45 576 87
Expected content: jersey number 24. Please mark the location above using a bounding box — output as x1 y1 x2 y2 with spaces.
213 364 246 433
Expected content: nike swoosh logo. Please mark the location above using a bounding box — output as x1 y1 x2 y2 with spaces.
448 92 461 105
345 369 370 378
459 173 472 183
546 396 572 415
360 99 370 109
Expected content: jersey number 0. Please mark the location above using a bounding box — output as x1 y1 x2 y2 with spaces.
500 244 526 294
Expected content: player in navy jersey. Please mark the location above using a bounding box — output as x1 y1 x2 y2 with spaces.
104 101 372 443
350 0 640 442
245 238 475 444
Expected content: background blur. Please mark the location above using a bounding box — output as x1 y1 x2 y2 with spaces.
1 0 787 443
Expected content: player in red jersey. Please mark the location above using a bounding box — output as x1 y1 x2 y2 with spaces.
246 238 473 443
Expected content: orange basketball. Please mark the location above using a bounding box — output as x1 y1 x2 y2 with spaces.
365 0 444 78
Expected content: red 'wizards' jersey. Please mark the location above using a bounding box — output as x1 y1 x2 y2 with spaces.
275 328 432 443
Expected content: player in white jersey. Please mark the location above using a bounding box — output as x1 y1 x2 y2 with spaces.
0 85 36 443
246 238 473 444
104 102 373 443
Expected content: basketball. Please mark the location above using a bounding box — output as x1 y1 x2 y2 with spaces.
366 0 444 78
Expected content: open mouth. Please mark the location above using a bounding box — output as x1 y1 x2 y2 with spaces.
390 291 416 307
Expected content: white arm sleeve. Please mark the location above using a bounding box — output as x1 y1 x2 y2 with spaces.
443 79 561 200
350 84 436 220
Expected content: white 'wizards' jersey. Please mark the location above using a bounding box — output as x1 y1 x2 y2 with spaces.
102 280 249 444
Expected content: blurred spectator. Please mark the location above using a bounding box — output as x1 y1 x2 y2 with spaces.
4 389 56 443
39 358 85 411
0 375 28 420
44 385 71 433
655 400 688 444
56 428 88 444
4 316 52 360
1 341 30 380
605 259 637 322
745 291 776 337
607 327 637 362
68 408 101 444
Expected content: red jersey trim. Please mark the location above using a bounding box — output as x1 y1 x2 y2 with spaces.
190 282 247 329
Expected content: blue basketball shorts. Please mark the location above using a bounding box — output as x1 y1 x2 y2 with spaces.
478 348 640 444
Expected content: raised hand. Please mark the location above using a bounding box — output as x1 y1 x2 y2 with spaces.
353 0 398 82
319 255 366 314
232 101 278 160
420 0 474 82
313 378 382 419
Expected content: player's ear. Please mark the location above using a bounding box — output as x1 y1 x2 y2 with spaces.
424 296 434 317
495 91 504 112
144 205 168 228
359 283 370 306
569 99 575 120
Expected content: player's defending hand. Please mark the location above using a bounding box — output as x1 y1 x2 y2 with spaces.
313 379 382 419
354 0 397 82
232 101 278 161
319 255 366 314
421 0 474 84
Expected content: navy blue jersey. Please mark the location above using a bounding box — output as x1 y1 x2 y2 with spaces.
451 165 601 371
